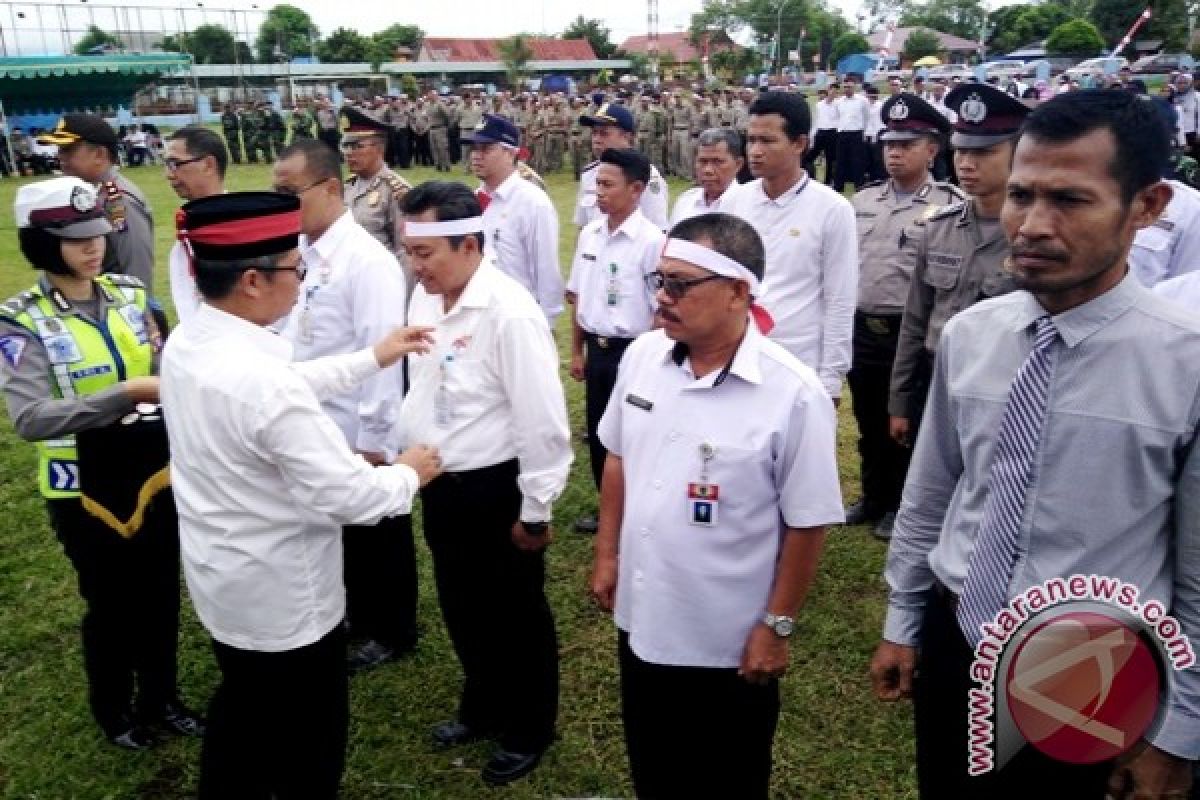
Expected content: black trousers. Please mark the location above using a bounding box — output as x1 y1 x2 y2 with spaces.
804 128 838 184
394 128 412 168
584 334 633 489
914 588 1114 798
47 494 181 736
847 312 910 516
421 459 559 753
866 138 885 183
834 130 866 192
618 630 780 800
448 125 462 164
343 514 418 650
199 625 349 800
415 132 432 166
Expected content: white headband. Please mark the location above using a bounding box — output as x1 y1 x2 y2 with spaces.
663 238 761 295
403 216 485 237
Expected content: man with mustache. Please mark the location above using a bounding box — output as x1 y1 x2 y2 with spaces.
888 84 1029 448
871 88 1198 800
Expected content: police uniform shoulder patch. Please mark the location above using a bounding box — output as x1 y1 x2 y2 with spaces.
923 202 964 223
582 160 599 173
383 171 411 202
102 273 145 289
936 182 967 203
0 333 27 369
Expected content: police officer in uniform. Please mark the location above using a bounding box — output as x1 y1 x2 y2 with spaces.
428 91 452 172
0 177 203 750
457 94 483 171
220 103 243 165
290 100 315 142
268 103 287 157
39 114 156 295
342 108 412 274
888 84 1030 449
316 96 342 156
847 93 962 539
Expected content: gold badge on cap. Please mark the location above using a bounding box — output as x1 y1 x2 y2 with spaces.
960 93 988 124
367 190 380 207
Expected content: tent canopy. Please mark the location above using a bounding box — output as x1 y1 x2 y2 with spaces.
913 55 942 66
0 54 191 114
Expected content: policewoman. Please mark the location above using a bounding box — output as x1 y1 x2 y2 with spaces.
0 177 202 750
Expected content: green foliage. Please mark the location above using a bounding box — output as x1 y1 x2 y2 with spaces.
1046 18 1106 55
369 23 425 70
399 73 421 98
318 27 372 63
73 25 122 56
160 24 243 65
1089 0 1188 51
254 4 318 63
902 27 944 61
499 34 535 89
900 0 987 40
689 0 849 80
988 4 1077 55
563 16 618 60
622 50 652 79
832 32 871 63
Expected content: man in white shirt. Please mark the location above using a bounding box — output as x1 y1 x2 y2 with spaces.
400 182 572 788
575 103 668 231
464 113 563 321
567 148 665 530
928 79 957 182
669 127 744 226
804 87 839 184
589 213 843 800
1129 179 1200 287
721 90 859 403
271 139 418 675
1174 74 1199 158
864 84 886 183
163 191 441 799
833 77 871 192
163 126 226 325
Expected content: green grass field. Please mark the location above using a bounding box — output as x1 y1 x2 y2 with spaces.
0 162 916 799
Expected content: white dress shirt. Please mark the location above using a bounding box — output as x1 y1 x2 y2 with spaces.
1154 270 1200 310
575 161 669 231
834 94 870 132
720 174 859 398
930 96 957 124
278 211 408 460
668 185 731 227
811 98 839 132
168 241 200 325
402 258 572 522
1129 180 1200 287
567 208 664 338
598 326 844 667
865 99 886 141
480 170 564 320
161 303 419 653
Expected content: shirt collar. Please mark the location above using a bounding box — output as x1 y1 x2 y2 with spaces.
195 302 293 360
753 174 809 207
1009 271 1144 348
489 169 523 199
606 207 648 239
448 256 501 314
660 320 763 387
300 210 354 263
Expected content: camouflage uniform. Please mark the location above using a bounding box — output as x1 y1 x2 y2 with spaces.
221 106 243 164
267 107 286 157
289 107 315 141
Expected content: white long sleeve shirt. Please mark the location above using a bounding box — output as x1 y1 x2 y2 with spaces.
168 241 200 325
669 185 731 227
811 98 839 132
161 303 419 652
834 94 870 132
720 174 859 398
278 211 409 460
1129 180 1200 287
402 258 573 522
480 170 564 321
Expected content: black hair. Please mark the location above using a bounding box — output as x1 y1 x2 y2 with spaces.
193 254 276 300
167 125 229 178
279 137 343 189
668 212 765 283
747 91 810 141
1019 89 1170 204
400 180 485 251
18 227 72 275
598 147 650 186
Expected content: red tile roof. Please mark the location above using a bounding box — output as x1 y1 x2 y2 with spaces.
419 37 597 63
619 31 738 63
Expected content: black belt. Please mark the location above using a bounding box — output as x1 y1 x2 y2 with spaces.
584 332 634 351
932 579 959 612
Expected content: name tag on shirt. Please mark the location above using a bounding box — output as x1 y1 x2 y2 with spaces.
625 393 653 411
687 482 719 527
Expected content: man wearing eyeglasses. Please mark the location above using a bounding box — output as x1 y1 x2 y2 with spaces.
163 126 229 325
588 212 843 800
272 139 419 675
567 148 665 533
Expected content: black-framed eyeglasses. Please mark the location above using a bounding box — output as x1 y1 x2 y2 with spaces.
164 155 207 173
272 178 328 197
254 256 307 281
644 270 729 300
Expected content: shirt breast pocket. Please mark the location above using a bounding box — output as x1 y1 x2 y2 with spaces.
923 259 961 291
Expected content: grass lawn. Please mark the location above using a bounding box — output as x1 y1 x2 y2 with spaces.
0 161 916 799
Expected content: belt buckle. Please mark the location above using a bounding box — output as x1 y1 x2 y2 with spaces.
866 317 890 336
595 336 610 349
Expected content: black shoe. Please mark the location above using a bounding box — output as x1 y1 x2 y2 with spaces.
873 512 896 542
844 499 882 526
348 639 410 674
108 721 159 751
481 748 543 786
432 719 491 749
155 700 206 737
574 515 598 534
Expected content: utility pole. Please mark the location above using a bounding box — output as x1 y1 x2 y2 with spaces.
648 0 659 87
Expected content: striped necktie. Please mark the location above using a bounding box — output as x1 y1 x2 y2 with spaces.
957 315 1059 647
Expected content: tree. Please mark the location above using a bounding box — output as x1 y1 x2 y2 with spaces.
255 4 318 62
370 23 424 65
318 27 371 63
1046 18 1106 55
160 24 242 64
988 4 1076 55
399 73 420 98
689 0 849 78
562 16 617 60
900 0 987 40
1090 0 1188 51
831 32 870 64
902 27 944 61
74 25 122 55
498 34 534 89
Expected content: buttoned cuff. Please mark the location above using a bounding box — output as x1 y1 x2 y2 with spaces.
520 495 552 524
1148 704 1200 760
356 431 397 463
882 606 924 648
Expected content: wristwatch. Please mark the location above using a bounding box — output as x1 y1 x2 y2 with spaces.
762 612 795 638
522 520 550 536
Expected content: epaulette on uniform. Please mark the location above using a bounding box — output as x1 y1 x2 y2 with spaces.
860 179 885 190
935 181 967 202
1 289 39 318
914 201 965 226
383 171 411 201
102 273 146 290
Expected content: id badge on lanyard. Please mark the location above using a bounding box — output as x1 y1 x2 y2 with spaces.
687 442 719 527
